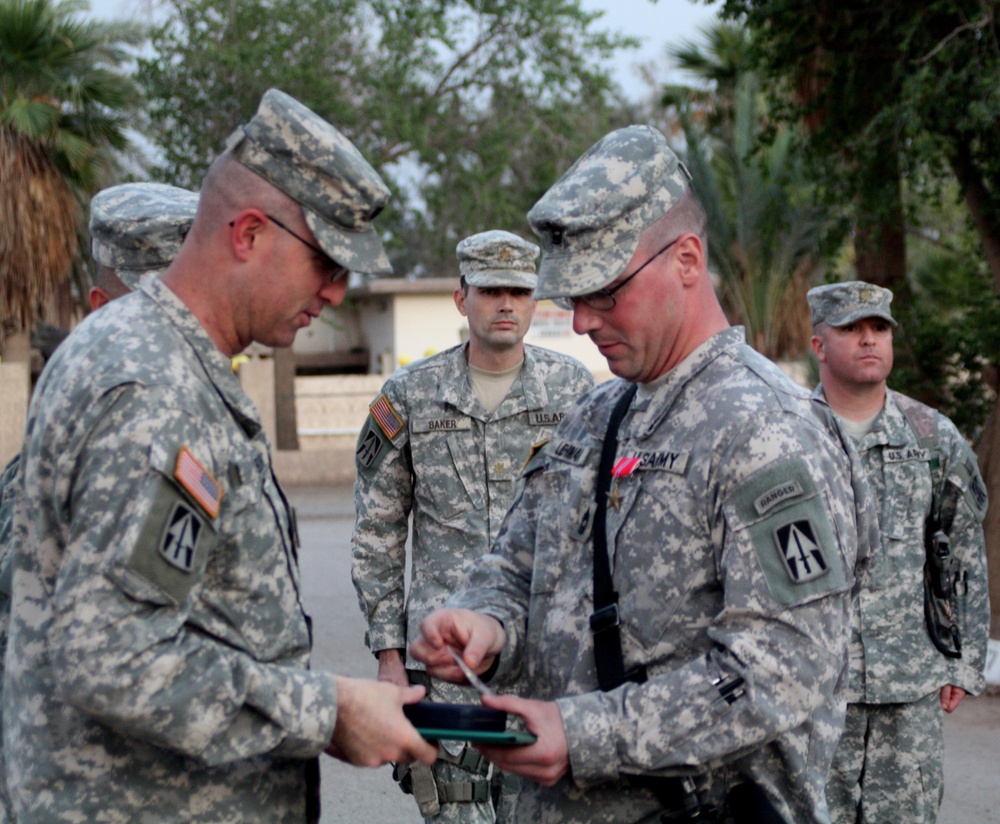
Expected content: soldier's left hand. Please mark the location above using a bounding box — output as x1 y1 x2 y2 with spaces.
473 693 569 787
940 684 966 713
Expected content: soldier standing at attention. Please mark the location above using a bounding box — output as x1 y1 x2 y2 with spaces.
351 230 594 823
807 282 989 823
2 89 435 824
412 125 874 824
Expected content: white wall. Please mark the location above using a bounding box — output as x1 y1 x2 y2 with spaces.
393 293 467 367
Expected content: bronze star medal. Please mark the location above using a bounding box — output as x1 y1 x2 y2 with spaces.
608 456 640 511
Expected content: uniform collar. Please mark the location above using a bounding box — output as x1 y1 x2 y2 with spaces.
435 343 548 419
629 326 746 439
141 277 263 438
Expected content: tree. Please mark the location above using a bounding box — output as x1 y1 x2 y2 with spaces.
0 0 145 348
716 0 1000 633
137 0 639 277
661 21 834 361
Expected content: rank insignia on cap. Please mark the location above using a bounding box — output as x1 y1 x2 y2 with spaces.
369 395 403 439
174 446 222 519
774 519 829 583
159 501 202 572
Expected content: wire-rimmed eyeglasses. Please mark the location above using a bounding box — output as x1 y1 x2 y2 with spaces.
552 236 680 311
229 215 349 282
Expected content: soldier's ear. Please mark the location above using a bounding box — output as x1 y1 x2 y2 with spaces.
453 288 468 316
810 334 825 362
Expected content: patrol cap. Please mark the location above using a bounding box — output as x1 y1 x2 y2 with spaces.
527 125 691 301
807 281 898 328
89 182 199 290
225 88 393 275
457 230 539 289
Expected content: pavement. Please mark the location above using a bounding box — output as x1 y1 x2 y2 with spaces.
291 484 1000 823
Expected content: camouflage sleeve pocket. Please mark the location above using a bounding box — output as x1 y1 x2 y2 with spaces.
725 456 847 609
105 448 219 608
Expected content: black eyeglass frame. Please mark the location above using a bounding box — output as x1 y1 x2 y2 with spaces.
553 236 680 311
228 214 349 282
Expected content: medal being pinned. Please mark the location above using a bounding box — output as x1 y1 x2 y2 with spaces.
608 456 640 510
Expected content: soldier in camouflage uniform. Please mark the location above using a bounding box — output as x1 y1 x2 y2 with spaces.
412 125 875 824
3 88 435 824
807 282 990 824
87 181 201 305
351 230 594 823
0 181 199 824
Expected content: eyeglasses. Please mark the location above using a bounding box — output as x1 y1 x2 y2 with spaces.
553 237 680 311
229 215 349 282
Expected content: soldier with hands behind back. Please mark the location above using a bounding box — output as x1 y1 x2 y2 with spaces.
808 282 990 824
352 230 594 823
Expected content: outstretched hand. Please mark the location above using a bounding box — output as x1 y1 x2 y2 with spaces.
326 676 437 766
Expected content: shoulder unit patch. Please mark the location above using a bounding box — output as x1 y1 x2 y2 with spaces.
159 501 202 572
773 518 829 583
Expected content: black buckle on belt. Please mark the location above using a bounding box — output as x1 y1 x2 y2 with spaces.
590 603 620 634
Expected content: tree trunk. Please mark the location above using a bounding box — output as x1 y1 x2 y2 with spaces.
974 400 1000 638
853 147 908 290
950 140 1000 293
274 346 299 451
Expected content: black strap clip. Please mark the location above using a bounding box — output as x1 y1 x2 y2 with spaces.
590 602 621 634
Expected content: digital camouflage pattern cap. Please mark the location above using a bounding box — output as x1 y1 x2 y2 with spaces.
526 125 691 301
225 88 393 275
807 281 898 328
457 230 539 289
90 183 199 290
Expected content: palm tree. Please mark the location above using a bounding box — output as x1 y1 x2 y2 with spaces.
0 0 144 351
661 22 833 362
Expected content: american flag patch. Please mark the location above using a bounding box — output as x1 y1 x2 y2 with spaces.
369 395 403 439
174 446 222 519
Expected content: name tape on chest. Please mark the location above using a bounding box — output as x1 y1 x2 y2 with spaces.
413 416 472 433
884 446 932 464
529 410 566 426
174 446 222 519
370 395 403 439
633 449 689 474
548 439 591 466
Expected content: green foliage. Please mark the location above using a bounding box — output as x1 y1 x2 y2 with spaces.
717 0 1000 432
0 0 145 194
136 0 638 276
0 0 146 334
891 251 1000 439
663 20 837 360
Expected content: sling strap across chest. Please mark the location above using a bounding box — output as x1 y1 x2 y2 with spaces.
591 383 643 691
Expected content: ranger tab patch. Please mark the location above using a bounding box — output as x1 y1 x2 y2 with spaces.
159 501 202 572
370 395 403 439
175 446 222 518
774 519 829 583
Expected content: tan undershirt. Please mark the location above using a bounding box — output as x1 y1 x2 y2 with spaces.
468 360 523 414
836 408 882 441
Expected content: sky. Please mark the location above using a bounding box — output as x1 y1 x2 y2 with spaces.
87 0 722 103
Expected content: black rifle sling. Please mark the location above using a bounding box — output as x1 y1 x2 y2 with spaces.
592 383 639 691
